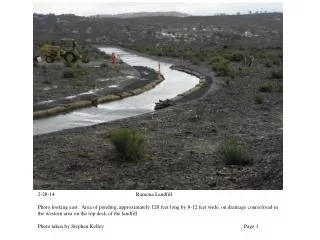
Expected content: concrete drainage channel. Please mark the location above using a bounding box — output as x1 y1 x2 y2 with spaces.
33 47 201 135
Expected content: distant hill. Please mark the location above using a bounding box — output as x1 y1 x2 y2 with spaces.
93 11 191 18
33 12 282 49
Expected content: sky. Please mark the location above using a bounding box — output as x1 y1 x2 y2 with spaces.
33 1 283 16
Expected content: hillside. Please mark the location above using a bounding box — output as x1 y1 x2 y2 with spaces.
94 11 190 18
33 12 282 49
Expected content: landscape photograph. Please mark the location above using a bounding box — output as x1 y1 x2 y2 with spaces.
33 2 283 190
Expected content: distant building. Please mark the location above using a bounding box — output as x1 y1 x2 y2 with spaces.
244 31 250 37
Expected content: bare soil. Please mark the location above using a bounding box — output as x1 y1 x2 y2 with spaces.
33 61 136 104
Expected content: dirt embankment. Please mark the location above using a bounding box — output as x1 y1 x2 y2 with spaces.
33 61 135 104
33 50 283 190
33 60 164 118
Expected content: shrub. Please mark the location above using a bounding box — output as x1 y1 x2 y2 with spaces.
217 137 253 165
212 62 233 77
265 62 272 68
254 96 263 104
272 58 281 65
199 56 205 62
110 128 146 161
62 69 75 78
100 62 108 68
210 55 226 65
235 68 249 77
259 85 273 92
274 84 283 92
271 70 283 79
210 53 235 77
228 51 245 62
258 53 267 59
216 64 230 76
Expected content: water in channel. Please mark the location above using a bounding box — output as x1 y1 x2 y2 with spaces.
33 47 199 135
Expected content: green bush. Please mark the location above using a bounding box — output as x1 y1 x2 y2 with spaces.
274 84 283 92
110 128 146 161
199 56 205 62
271 70 283 79
265 62 272 68
227 51 245 62
272 58 281 65
259 85 273 92
210 53 235 77
210 55 226 65
212 62 233 77
217 137 253 165
235 68 249 77
258 53 267 59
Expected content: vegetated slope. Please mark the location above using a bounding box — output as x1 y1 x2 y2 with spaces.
33 13 282 47
94 11 191 18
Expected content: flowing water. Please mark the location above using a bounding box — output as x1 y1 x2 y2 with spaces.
33 47 199 135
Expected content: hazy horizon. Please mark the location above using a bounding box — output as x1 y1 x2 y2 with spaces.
33 2 283 17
